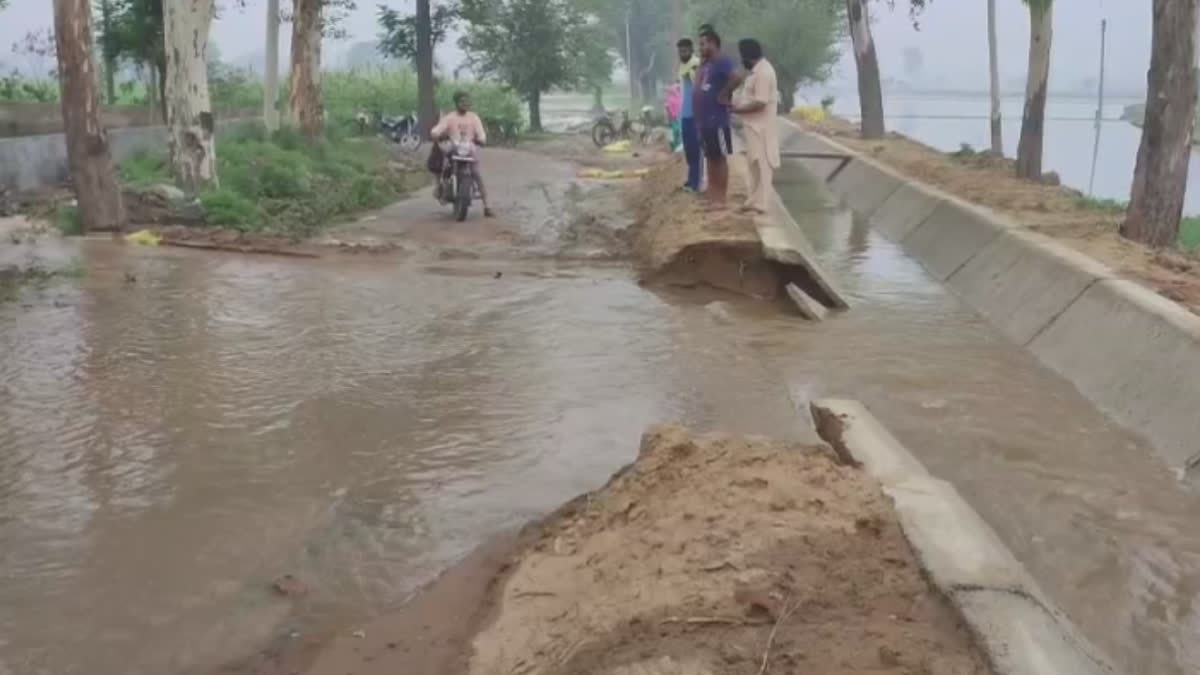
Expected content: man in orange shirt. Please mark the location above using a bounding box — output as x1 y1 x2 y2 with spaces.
731 39 779 215
431 91 494 217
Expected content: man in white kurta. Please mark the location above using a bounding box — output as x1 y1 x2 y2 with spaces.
732 39 780 215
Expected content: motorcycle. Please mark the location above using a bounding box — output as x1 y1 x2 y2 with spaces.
379 112 422 152
435 138 480 222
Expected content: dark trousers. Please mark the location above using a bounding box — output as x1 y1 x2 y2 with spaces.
681 117 702 190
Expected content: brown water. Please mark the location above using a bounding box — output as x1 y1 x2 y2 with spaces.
1 164 1198 675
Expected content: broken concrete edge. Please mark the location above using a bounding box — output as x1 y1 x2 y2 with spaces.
729 129 851 311
779 117 1200 474
809 399 1118 675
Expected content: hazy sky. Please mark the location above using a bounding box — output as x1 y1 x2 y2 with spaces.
0 0 1149 93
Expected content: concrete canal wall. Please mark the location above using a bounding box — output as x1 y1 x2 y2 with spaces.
810 399 1115 675
779 118 1200 474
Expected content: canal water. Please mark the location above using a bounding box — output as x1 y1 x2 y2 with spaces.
1 153 1197 675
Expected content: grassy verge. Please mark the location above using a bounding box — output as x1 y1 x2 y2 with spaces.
1074 196 1200 251
119 125 427 236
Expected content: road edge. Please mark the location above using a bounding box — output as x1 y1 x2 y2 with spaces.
781 117 1200 474
809 398 1118 675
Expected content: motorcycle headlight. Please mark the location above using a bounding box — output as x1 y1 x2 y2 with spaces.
438 139 454 152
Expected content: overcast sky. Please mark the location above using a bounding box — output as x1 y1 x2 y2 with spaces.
0 0 1149 93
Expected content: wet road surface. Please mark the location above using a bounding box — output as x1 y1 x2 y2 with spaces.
0 146 1197 675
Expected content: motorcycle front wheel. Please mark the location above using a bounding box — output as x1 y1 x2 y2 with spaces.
454 168 473 222
399 132 422 152
592 120 616 148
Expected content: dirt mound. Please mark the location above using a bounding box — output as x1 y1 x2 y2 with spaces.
629 159 783 298
462 424 992 675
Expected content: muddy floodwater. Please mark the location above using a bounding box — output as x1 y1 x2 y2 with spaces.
2 149 1199 675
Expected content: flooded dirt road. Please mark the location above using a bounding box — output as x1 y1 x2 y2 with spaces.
0 143 1196 675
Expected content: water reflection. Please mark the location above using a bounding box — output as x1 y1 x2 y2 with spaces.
831 93 1200 214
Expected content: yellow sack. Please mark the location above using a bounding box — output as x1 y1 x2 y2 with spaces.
791 106 827 123
602 139 632 153
124 229 163 246
577 167 651 179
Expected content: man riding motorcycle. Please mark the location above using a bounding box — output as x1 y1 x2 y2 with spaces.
429 91 494 218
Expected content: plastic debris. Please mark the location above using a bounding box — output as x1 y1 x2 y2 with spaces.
123 229 162 246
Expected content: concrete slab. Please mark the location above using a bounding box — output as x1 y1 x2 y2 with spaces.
955 589 1116 675
901 196 1008 281
758 188 851 310
809 399 928 484
946 229 1115 346
785 283 827 320
828 158 904 217
870 182 943 241
808 399 1117 675
885 476 1039 595
1029 279 1200 471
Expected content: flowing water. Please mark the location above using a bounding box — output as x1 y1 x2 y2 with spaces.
1 158 1199 675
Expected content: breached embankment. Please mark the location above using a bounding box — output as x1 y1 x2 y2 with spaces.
627 157 844 314
296 425 994 675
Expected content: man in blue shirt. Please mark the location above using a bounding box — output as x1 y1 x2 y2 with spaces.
695 28 741 206
676 38 702 192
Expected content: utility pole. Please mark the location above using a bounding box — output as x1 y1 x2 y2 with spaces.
264 0 280 130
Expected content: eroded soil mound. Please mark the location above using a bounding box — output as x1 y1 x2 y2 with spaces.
466 425 992 675
630 159 780 298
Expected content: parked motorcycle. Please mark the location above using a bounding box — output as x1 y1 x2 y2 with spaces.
435 138 480 222
379 112 422 152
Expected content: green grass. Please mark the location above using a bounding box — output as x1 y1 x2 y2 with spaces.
54 205 83 236
117 124 423 235
1074 196 1200 251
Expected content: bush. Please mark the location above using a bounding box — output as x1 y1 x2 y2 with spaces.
322 69 523 134
118 126 418 235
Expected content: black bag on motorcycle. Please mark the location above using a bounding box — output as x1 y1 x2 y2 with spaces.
426 143 444 174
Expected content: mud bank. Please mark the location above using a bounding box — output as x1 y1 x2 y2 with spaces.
296 425 994 675
629 158 830 306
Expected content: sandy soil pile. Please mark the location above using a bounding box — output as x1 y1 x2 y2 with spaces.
806 117 1200 313
629 158 783 298
283 425 995 675
463 425 993 675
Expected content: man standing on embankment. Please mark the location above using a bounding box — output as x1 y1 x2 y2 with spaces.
677 38 703 192
732 38 779 215
695 28 738 207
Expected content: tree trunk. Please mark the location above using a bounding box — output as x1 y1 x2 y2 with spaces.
155 56 168 124
288 0 324 139
1122 0 1199 247
415 0 437 136
779 83 795 115
1016 2 1052 179
52 0 126 231
163 0 218 191
987 0 1003 154
263 0 280 131
99 0 116 104
846 0 885 138
528 90 542 132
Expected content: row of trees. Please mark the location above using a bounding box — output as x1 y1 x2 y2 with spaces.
842 0 1198 248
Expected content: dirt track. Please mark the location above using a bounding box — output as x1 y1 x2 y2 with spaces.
294 425 993 675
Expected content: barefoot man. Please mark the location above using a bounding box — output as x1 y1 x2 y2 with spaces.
695 28 739 207
732 39 779 215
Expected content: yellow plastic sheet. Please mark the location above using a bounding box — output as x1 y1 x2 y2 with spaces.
577 167 650 179
791 106 827 123
124 229 163 246
601 139 633 153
